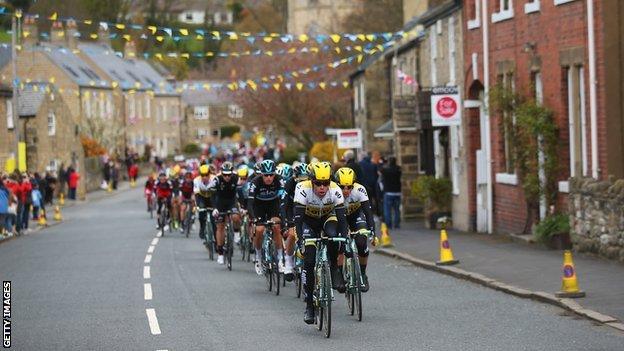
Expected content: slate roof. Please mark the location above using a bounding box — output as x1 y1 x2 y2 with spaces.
180 81 231 106
78 43 176 95
38 43 112 88
0 45 11 70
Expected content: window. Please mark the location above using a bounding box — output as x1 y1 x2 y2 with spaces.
228 104 243 119
83 94 92 118
430 30 438 86
194 106 209 120
448 16 456 85
468 0 481 29
136 94 143 119
6 100 13 130
492 0 514 23
214 12 221 25
566 65 588 178
161 102 168 121
525 0 540 13
197 128 208 139
497 71 517 178
47 111 56 136
99 92 105 119
128 95 135 118
185 12 193 21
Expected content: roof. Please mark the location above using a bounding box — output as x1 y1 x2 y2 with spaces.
180 81 231 106
38 43 112 88
17 85 47 117
373 119 394 139
0 45 11 70
78 43 176 95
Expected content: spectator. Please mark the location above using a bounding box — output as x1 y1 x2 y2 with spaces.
17 173 32 232
4 175 18 234
128 162 139 184
359 152 379 215
44 171 57 205
342 150 364 183
0 177 9 234
68 167 80 200
111 162 120 190
31 182 43 220
58 163 67 199
103 160 112 189
380 156 402 229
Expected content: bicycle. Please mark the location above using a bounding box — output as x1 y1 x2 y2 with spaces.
239 213 252 262
198 207 215 261
181 199 195 238
343 229 371 322
222 210 236 271
145 190 155 219
259 220 280 296
304 235 346 338
158 202 172 237
294 243 304 299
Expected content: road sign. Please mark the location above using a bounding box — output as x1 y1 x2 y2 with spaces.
431 86 462 127
336 129 363 149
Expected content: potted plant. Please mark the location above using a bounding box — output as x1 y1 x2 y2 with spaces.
412 176 452 229
533 213 571 250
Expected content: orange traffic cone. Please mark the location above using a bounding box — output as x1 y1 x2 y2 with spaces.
436 228 459 265
38 209 47 226
555 250 585 298
380 222 393 247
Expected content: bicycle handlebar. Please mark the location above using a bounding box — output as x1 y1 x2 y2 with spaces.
304 237 347 244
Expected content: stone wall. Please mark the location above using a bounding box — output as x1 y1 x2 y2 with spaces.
569 177 624 262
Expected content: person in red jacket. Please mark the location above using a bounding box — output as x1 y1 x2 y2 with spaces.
67 167 80 200
128 163 139 183
16 173 32 232
155 172 173 230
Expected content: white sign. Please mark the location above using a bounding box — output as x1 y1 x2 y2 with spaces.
336 128 363 149
194 106 209 120
431 86 462 127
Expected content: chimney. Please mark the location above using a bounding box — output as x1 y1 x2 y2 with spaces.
50 21 65 46
67 19 79 50
98 25 111 48
22 15 38 49
124 40 137 59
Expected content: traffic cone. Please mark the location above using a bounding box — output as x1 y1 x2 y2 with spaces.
53 206 62 222
436 229 459 265
107 182 112 193
380 222 393 247
59 193 65 206
555 250 585 298
38 209 47 226
130 179 136 188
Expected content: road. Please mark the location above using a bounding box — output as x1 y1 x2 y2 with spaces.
0 187 622 350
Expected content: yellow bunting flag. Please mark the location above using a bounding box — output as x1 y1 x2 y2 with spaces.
273 83 280 91
49 77 56 84
357 34 366 41
265 51 273 56
354 46 363 52
212 31 221 39
334 47 341 54
181 53 190 59
23 31 30 38
229 32 238 40
148 26 157 35
342 81 350 88
155 53 163 60
263 36 273 43
366 34 375 41
311 47 319 53
196 35 204 40
296 83 303 91
319 82 326 90
205 52 214 57
156 36 164 42
203 83 211 90
84 20 92 25
247 80 257 91
123 34 131 42
179 28 189 36
330 34 341 43
90 33 98 39
115 23 125 30
112 81 119 88
357 55 364 63
49 12 58 20
298 34 309 43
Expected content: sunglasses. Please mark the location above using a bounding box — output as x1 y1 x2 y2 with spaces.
340 185 353 190
313 180 331 187
262 174 275 177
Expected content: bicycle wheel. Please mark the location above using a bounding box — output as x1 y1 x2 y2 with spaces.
346 258 354 316
352 257 363 321
323 261 332 338
207 227 215 261
226 224 233 271
184 208 191 238
296 268 302 299
149 199 154 219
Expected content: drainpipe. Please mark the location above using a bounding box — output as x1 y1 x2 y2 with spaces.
587 0 598 179
482 0 493 234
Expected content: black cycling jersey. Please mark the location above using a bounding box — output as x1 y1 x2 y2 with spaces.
248 175 284 220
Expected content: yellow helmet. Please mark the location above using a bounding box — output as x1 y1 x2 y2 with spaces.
237 166 249 178
310 161 332 181
335 167 355 186
172 164 181 175
199 164 210 176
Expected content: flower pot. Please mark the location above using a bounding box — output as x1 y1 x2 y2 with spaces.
546 232 572 250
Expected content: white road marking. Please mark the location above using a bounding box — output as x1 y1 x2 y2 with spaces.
156 232 162 237
144 254 152 263
148 245 155 253
144 283 153 300
143 266 151 279
151 238 159 246
146 308 161 335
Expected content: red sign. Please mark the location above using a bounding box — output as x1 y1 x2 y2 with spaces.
436 97 458 119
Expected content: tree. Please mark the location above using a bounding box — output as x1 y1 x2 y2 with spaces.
342 0 404 33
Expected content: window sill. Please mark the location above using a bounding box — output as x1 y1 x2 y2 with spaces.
554 0 576 5
524 2 540 14
495 173 518 185
491 9 514 23
467 18 480 30
558 181 569 193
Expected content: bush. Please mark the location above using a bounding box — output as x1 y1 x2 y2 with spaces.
411 176 452 211
534 214 570 243
280 147 302 164
220 125 241 138
80 136 106 157
183 143 200 154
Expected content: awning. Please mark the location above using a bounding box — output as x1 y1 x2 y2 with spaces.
373 119 394 139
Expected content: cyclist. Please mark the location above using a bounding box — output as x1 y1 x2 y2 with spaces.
293 162 347 324
237 166 254 250
280 163 307 281
194 165 216 244
155 172 173 230
169 165 182 229
334 167 378 292
179 170 195 233
144 174 156 212
248 160 284 275
209 161 242 265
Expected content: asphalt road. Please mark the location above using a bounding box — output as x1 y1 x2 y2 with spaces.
1 188 622 350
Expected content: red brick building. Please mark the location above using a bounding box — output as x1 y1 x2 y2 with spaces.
461 0 623 234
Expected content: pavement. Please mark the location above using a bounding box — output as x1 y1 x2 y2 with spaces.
1 186 623 349
373 221 624 325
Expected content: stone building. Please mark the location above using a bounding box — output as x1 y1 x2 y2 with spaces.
180 83 245 148
0 84 13 170
287 0 361 34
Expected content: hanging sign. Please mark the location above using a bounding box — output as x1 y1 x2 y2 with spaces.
431 86 461 126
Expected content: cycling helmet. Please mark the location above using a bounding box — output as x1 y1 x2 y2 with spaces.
199 164 210 176
158 171 167 178
221 161 234 175
335 167 355 186
172 164 181 175
237 166 249 178
281 164 293 180
310 162 331 181
209 164 217 174
254 162 262 173
293 163 309 178
259 159 276 175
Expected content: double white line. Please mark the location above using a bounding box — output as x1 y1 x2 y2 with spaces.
145 237 160 335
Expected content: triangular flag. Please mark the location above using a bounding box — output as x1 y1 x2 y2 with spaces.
156 36 164 42
273 83 280 91
49 12 57 20
148 26 157 35
163 28 173 36
284 83 292 90
357 34 366 41
123 34 131 41
330 34 341 43
319 82 326 90
179 28 188 36
246 37 256 44
342 81 350 88
298 34 308 43
212 31 221 39
366 34 376 41
263 36 273 43
229 32 238 40
115 23 125 30
357 55 363 63
296 83 303 91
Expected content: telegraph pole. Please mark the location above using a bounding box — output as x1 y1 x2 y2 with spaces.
10 10 21 169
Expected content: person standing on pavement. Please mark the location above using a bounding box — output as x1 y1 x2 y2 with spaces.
67 167 80 200
342 150 364 183
44 171 56 205
112 161 120 190
58 163 67 199
0 177 10 234
380 156 402 229
17 173 32 232
359 152 379 215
